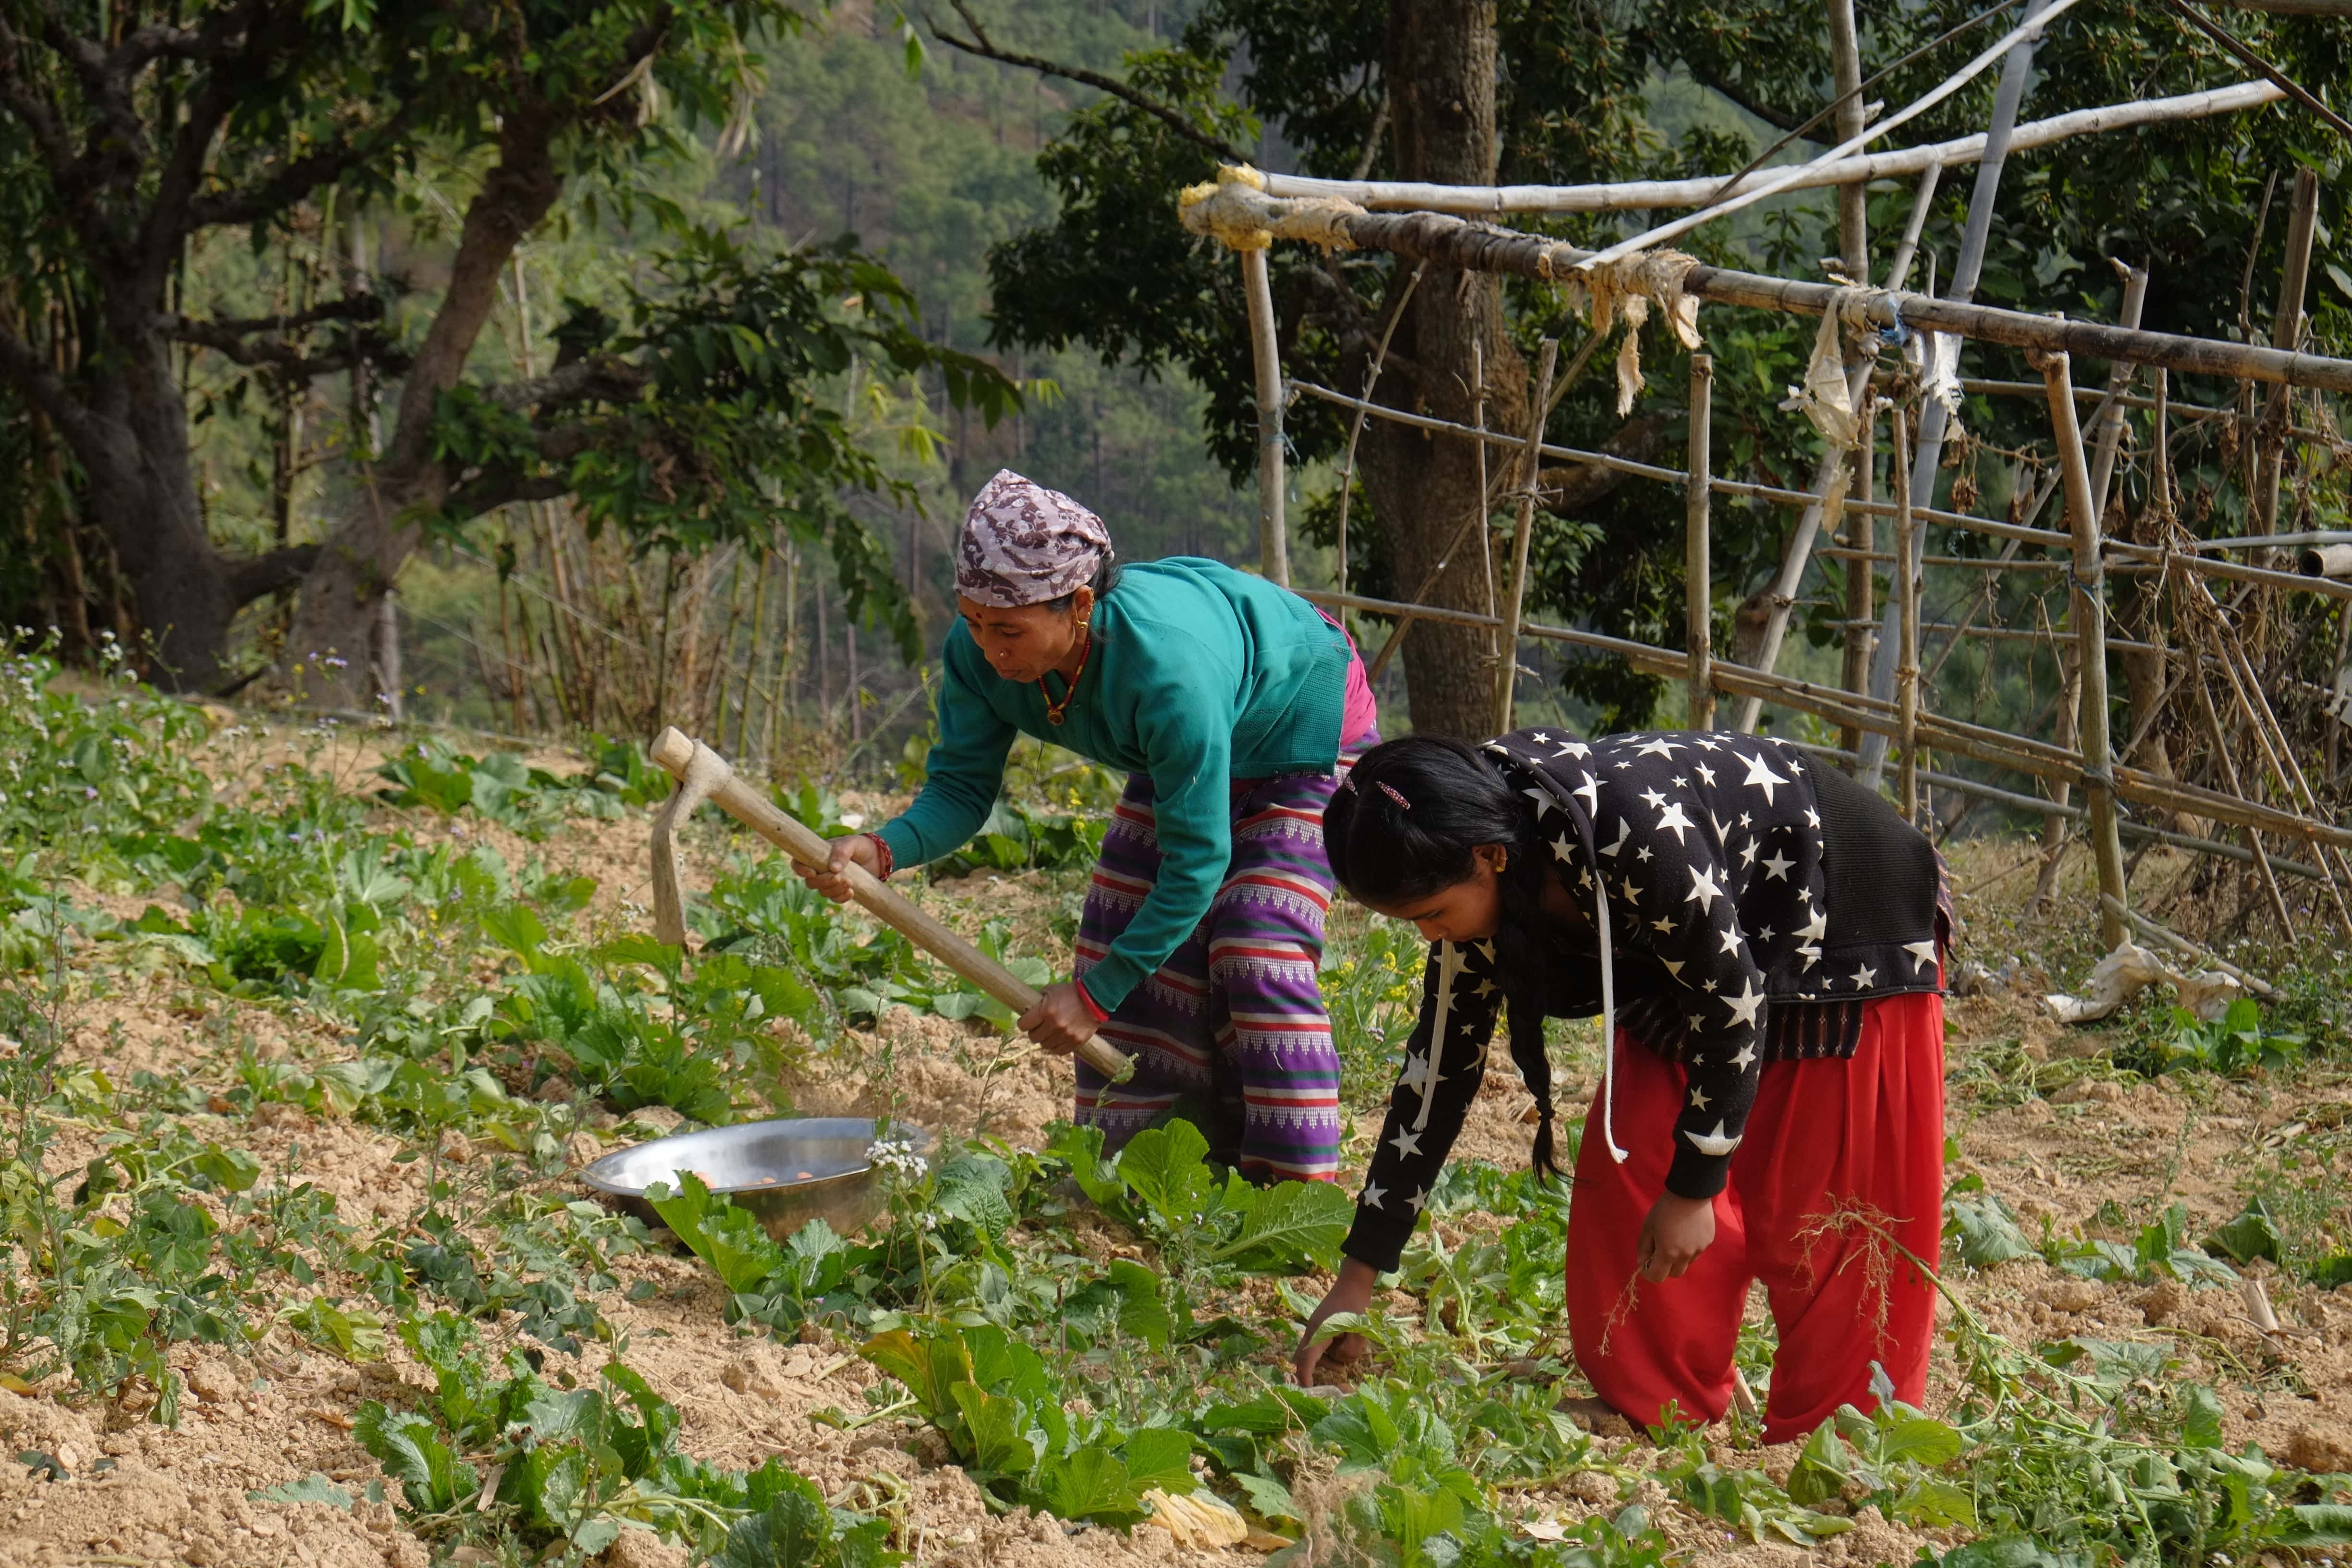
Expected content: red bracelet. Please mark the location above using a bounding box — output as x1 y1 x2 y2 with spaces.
1073 978 1110 1023
862 832 895 879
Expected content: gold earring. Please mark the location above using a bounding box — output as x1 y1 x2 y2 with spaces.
1493 850 1508 873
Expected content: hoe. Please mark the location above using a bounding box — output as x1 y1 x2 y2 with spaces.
647 727 1134 1084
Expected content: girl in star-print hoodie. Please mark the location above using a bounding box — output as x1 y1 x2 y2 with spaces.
1293 730 1950 1445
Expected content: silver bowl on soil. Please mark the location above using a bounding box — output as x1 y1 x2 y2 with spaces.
581 1116 934 1241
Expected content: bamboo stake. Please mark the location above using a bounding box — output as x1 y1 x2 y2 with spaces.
2188 658 2300 934
2038 268 2148 912
1495 338 1560 732
1892 406 1921 822
2253 168 2320 558
1721 136 1932 737
1334 262 1426 596
1255 81 2282 213
2211 630 2352 937
1840 406 1877 758
1296 585 2352 850
1827 0 1870 279
1241 248 1290 586
1685 353 1715 730
649 729 1133 1084
1286 380 2352 600
1472 341 1496 662
734 551 771 758
2036 349 2131 948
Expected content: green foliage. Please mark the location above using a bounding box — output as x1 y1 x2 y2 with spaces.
358 1312 898 1562
429 228 1018 660
928 799 1107 879
2144 1000 2305 1078
700 852 1050 1030
0 641 215 859
1045 1119 1354 1274
859 1317 1194 1525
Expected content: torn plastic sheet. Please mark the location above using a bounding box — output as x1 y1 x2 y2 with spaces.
2044 941 2243 1025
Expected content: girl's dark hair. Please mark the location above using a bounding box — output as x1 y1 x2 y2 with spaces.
1327 735 1568 1183
1045 555 1121 613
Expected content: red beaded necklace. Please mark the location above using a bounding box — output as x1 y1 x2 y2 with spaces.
1039 627 1092 726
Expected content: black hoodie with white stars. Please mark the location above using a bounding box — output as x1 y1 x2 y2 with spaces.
1342 728 1948 1275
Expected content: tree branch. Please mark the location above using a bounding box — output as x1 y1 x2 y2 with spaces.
0 312 106 453
161 294 386 339
440 413 620 517
1682 64 1805 135
225 543 321 607
182 99 423 231
166 316 411 380
489 353 649 413
0 22 93 215
927 0 1250 163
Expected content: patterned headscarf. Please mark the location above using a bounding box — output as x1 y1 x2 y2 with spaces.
956 470 1113 608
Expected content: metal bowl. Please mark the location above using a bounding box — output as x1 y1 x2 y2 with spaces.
580 1116 935 1242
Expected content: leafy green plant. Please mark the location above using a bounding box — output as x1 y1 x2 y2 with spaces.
928 799 1107 878
1048 1119 1354 1275
358 1312 897 1563
859 1316 1197 1525
1785 1401 1977 1530
2145 999 2304 1077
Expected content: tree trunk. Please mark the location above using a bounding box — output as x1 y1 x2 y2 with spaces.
1357 0 1519 739
67 337 242 690
273 111 564 709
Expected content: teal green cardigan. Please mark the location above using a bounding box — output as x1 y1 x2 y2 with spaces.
878 558 1350 1010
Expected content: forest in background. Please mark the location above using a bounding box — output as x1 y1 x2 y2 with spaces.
2 0 2346 808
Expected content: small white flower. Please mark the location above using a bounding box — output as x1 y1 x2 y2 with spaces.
865 1136 928 1179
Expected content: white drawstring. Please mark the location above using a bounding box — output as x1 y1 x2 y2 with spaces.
1594 869 1628 1163
1411 942 1465 1132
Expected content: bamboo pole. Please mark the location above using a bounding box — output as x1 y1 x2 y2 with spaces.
1334 263 1425 596
1185 190 2352 394
2101 895 2279 998
1295 585 2352 849
2037 349 2131 948
1255 82 2282 213
2190 657 2300 932
2210 630 2352 937
1732 160 1931 737
1587 0 2076 269
1683 354 1715 729
1495 338 1560 732
648 729 1133 1083
1286 380 2352 600
1960 379 2336 443
1840 410 1877 758
1241 247 1290 586
1471 342 1496 659
2253 168 2320 556
1789 742 2328 880
734 551 771 757
1892 407 1921 822
1827 0 1869 279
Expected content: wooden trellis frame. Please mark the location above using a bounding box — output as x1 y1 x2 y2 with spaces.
1178 143 2352 951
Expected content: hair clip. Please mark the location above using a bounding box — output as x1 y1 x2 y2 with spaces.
1337 774 1357 793
1377 782 1411 811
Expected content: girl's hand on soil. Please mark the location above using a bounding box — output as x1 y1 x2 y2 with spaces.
1637 1191 1716 1281
1293 1257 1378 1385
1017 981 1102 1056
798 834 879 903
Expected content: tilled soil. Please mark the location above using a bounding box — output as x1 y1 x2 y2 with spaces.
6 789 2346 1568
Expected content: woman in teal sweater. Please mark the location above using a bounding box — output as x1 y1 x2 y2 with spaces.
804 470 1377 1180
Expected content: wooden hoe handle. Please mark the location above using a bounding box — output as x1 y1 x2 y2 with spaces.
649 729 1134 1084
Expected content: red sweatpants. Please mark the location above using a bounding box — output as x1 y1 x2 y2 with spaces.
1565 991 1946 1445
